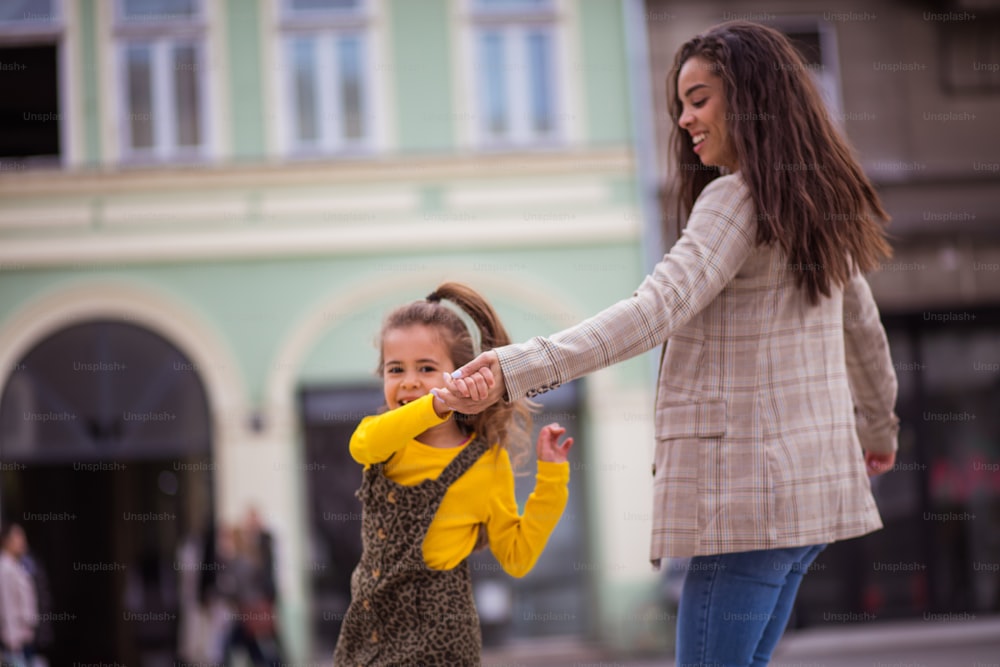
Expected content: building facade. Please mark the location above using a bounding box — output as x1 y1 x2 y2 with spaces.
0 0 665 663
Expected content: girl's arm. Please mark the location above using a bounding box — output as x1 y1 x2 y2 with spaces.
349 394 452 464
487 425 573 578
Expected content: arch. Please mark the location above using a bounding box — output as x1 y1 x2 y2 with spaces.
0 279 254 662
0 280 248 505
2 319 212 461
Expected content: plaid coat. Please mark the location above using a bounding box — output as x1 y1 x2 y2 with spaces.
496 174 899 562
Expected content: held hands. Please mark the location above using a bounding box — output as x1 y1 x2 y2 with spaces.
864 450 896 477
537 423 574 464
431 350 507 415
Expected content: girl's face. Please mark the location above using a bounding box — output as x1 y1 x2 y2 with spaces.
382 324 456 410
677 55 737 171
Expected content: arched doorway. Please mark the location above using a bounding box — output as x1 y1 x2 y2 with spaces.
0 319 215 663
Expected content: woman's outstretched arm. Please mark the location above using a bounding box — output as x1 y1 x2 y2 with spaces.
437 174 755 413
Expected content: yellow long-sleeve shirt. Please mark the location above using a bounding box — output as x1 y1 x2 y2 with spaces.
349 394 569 577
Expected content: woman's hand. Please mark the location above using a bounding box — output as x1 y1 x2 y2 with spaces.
537 423 574 463
431 350 506 414
864 450 896 477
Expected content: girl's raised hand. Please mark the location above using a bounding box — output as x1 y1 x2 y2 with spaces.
537 423 574 464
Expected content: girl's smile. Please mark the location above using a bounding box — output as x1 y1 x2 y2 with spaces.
382 324 456 410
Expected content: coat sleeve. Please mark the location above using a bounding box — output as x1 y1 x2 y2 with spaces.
496 174 756 401
349 394 450 464
843 270 900 454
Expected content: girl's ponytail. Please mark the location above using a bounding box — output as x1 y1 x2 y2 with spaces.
425 282 533 470
426 282 512 352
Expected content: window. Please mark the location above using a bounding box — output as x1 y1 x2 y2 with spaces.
0 0 59 25
0 0 62 168
939 14 1000 93
115 0 209 162
279 0 373 155
778 20 844 122
468 0 562 148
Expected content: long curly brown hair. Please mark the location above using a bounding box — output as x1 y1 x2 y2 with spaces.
668 21 892 304
377 282 533 471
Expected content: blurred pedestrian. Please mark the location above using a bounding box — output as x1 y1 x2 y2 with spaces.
18 547 51 667
222 524 283 667
187 523 240 665
0 523 38 667
240 508 278 608
439 21 900 667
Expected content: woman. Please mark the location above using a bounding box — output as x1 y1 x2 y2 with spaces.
436 21 899 667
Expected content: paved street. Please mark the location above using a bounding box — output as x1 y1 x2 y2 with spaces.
481 616 1000 667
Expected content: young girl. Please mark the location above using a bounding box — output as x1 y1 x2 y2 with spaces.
332 282 573 666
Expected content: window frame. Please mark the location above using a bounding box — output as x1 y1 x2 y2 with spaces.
112 0 213 164
0 0 68 168
938 14 1000 94
275 0 380 158
461 0 568 151
0 0 62 34
767 16 845 124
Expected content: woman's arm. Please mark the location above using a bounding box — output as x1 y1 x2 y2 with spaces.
843 270 900 458
441 174 756 409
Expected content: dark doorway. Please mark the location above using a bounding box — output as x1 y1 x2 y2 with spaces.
468 382 594 645
298 384 382 657
0 320 214 664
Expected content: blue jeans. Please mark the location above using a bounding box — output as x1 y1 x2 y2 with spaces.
676 544 826 667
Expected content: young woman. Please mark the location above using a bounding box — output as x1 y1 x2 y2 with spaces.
333 282 573 666
437 22 900 667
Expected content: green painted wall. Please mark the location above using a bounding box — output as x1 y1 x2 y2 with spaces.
388 0 454 152
579 0 633 145
226 0 266 159
78 0 101 165
0 243 647 405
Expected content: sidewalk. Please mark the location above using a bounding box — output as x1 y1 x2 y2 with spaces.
481 615 1000 666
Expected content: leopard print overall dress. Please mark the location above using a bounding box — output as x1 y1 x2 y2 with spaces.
333 436 490 667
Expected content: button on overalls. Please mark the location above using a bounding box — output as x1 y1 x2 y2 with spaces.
333 437 490 667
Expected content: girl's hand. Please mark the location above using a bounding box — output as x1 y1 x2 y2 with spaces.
864 450 895 477
537 423 574 463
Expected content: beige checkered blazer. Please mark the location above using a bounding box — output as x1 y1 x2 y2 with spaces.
496 174 899 563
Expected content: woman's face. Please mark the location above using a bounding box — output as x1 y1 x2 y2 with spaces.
677 56 737 171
